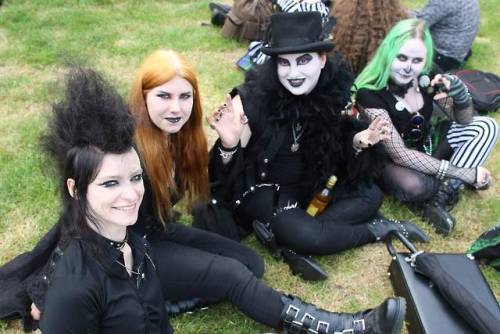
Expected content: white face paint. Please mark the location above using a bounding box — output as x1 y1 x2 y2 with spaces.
390 38 427 86
277 52 326 95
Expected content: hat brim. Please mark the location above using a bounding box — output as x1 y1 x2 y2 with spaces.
261 41 334 56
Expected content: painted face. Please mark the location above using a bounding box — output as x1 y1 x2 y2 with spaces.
146 76 194 135
390 38 427 86
277 52 326 95
85 148 144 237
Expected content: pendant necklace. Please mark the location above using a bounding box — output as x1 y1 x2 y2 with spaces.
291 121 305 152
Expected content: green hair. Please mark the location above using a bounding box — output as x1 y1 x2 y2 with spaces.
354 18 434 93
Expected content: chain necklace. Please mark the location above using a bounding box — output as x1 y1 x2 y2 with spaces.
291 121 305 152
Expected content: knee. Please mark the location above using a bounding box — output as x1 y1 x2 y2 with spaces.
211 256 256 284
472 117 499 143
394 177 434 202
244 249 265 278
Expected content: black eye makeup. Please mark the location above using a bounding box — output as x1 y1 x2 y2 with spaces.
180 92 192 100
131 173 143 182
156 92 171 99
396 54 408 62
277 57 290 66
296 54 313 65
98 180 119 188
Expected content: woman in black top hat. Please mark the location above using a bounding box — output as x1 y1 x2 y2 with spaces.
206 11 428 279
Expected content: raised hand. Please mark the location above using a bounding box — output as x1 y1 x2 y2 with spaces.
431 73 470 109
207 94 248 149
353 116 391 149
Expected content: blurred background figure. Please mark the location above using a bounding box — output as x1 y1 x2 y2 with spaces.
331 0 407 75
413 0 480 72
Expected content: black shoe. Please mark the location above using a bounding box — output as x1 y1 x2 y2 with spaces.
442 178 463 208
421 201 455 236
209 2 231 14
209 2 230 27
367 216 429 243
280 295 406 334
253 220 328 281
281 248 329 281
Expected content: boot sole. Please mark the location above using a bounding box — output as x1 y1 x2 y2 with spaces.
388 297 406 334
423 205 454 236
285 255 329 281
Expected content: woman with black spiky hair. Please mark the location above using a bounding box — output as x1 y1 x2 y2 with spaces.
22 67 171 333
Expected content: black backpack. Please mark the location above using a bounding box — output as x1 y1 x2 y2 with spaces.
450 69 500 113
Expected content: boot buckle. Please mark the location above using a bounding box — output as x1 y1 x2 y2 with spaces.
316 320 329 334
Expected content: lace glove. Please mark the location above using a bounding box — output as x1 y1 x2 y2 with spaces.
444 74 471 110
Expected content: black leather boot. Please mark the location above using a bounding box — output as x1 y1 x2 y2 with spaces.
421 182 457 236
209 2 231 27
280 295 406 334
442 178 463 208
253 220 328 281
366 215 429 243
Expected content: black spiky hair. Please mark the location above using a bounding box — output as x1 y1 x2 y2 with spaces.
43 66 134 175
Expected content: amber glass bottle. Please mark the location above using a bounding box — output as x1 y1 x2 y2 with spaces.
306 175 337 217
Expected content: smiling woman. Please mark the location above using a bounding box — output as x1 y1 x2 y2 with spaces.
0 67 172 333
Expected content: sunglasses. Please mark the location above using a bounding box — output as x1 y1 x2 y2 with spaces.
406 111 425 142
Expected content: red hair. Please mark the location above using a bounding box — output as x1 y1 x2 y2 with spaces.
129 50 209 225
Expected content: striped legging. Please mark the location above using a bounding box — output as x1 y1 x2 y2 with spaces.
448 116 499 168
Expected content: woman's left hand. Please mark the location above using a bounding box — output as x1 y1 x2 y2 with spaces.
353 116 391 149
207 94 248 149
431 74 470 108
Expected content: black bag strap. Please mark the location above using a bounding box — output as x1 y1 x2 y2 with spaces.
385 230 419 257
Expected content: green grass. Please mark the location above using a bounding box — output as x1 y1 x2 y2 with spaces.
0 0 498 333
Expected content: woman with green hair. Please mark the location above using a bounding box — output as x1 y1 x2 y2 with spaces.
354 18 498 236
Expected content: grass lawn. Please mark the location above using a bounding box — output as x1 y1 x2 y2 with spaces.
0 0 498 333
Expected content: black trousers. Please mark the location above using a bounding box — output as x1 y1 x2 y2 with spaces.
378 163 440 203
236 183 380 255
149 223 284 328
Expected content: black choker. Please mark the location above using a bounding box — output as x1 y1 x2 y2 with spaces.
106 231 128 250
387 80 414 98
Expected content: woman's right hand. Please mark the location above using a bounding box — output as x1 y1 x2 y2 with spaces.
207 94 248 149
475 166 492 189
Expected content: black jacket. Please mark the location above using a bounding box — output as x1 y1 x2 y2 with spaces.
39 230 171 334
208 56 385 233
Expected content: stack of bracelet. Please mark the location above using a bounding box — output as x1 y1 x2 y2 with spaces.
436 160 450 180
218 145 238 159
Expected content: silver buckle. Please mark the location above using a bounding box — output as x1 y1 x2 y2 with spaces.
316 321 329 334
353 319 366 331
286 305 300 318
302 313 315 323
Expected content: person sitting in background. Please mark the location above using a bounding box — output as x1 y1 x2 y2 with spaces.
331 0 407 75
413 0 480 72
355 18 498 236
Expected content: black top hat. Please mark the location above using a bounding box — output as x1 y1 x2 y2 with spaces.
261 11 334 56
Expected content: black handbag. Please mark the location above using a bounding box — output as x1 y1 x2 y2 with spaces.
386 231 500 334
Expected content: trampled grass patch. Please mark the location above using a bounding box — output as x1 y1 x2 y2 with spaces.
0 0 498 333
